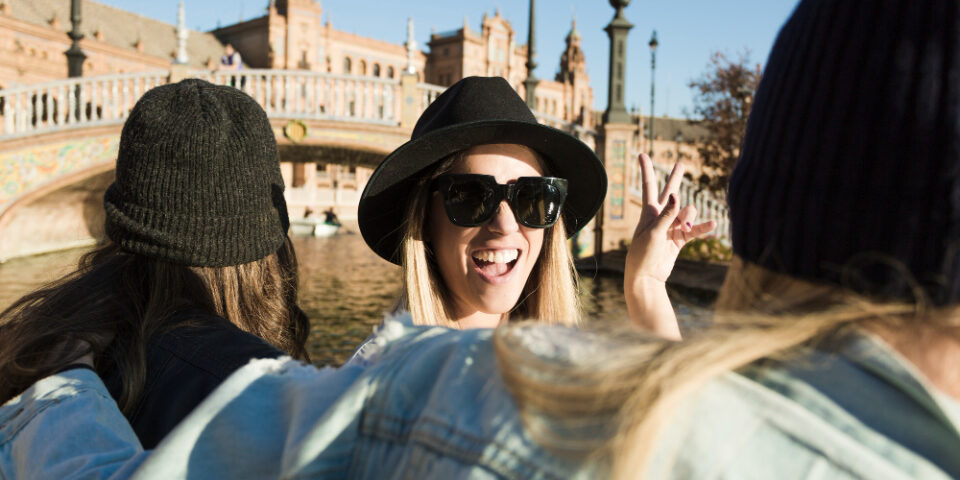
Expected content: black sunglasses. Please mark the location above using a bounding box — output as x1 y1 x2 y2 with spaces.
430 174 569 228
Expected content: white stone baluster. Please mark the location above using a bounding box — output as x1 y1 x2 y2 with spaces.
1 92 10 134
265 74 273 114
56 86 65 126
113 78 120 119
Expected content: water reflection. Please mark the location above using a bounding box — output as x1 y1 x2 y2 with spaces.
0 233 714 366
291 233 402 365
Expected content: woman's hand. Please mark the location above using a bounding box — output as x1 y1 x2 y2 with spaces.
624 154 715 339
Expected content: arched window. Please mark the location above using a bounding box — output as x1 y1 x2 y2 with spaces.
372 63 381 77
359 60 367 75
343 57 352 74
387 66 395 78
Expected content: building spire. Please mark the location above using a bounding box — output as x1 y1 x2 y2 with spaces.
404 17 417 74
175 1 189 64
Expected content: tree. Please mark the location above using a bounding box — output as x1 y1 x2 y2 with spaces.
688 50 761 193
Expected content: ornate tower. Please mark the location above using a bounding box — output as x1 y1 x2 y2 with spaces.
556 19 593 126
267 0 323 69
558 20 586 82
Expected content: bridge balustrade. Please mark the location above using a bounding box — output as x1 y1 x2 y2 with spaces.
641 161 730 240
0 70 436 140
197 70 401 125
417 83 445 113
0 70 732 246
0 71 168 140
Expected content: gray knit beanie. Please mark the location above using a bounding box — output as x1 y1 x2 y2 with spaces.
104 79 289 267
729 0 960 305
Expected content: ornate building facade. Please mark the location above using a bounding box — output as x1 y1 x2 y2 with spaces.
0 0 710 222
0 0 223 88
425 12 594 128
211 0 427 80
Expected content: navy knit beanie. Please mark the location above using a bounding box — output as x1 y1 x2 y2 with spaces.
104 79 289 267
729 0 960 305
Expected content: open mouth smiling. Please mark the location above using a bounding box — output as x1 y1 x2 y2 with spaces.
471 248 520 281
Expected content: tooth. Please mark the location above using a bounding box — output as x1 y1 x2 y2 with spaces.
473 249 519 264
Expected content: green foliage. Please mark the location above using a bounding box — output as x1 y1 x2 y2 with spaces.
678 236 732 263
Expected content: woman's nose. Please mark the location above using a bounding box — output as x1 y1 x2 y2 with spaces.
486 200 520 234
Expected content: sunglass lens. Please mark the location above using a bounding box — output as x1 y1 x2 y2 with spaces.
446 179 495 226
515 182 565 227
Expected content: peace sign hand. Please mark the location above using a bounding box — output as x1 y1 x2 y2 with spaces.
624 154 715 338
628 154 716 282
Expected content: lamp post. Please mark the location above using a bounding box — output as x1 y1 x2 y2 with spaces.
65 0 85 78
523 0 538 109
602 0 633 124
674 131 683 162
648 30 658 158
736 84 753 119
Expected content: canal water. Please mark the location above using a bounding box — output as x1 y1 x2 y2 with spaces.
0 231 712 366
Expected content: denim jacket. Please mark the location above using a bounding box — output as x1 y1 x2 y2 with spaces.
1 314 957 479
101 310 284 449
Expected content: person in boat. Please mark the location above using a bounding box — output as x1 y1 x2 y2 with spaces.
1 0 957 477
0 79 310 449
357 76 713 334
323 207 341 226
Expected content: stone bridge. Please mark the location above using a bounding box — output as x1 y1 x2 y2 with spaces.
0 68 728 261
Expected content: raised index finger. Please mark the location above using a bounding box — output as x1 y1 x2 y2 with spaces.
659 162 685 205
639 153 658 205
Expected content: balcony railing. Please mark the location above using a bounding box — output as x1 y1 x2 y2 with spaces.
0 70 444 140
195 70 401 125
640 162 730 240
0 69 730 237
0 70 167 139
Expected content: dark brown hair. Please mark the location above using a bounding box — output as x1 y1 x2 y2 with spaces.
0 238 309 413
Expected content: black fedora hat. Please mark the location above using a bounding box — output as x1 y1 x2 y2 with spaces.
359 76 607 264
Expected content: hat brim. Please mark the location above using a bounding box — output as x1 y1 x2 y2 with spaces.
359 119 607 264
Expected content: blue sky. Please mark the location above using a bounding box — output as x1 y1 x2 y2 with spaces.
99 0 800 119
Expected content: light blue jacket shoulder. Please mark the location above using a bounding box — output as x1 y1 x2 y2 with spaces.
1 316 958 479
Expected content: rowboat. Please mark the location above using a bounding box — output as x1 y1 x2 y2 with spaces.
290 218 340 237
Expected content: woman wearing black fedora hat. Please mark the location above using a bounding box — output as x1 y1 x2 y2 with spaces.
358 76 713 334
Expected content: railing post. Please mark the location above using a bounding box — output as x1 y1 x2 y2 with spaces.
400 72 418 129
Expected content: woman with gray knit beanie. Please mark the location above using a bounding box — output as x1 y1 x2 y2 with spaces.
0 79 310 449
2 0 960 478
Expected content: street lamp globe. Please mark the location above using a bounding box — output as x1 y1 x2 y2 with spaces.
649 30 659 52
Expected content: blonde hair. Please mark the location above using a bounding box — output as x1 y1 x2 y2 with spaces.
495 256 921 478
397 148 581 328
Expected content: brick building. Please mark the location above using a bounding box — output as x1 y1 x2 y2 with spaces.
0 0 223 87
